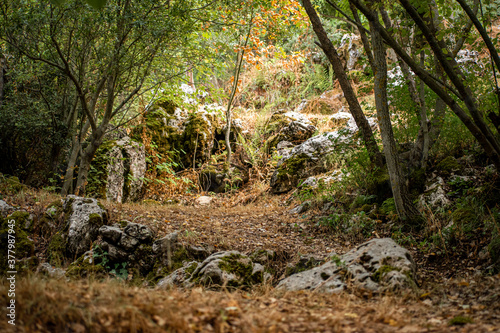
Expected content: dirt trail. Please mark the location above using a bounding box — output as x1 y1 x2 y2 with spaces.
1 197 499 332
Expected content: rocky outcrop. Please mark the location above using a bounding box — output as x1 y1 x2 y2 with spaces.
87 136 146 203
270 132 339 193
278 238 417 293
418 176 451 209
131 96 223 172
99 221 155 275
46 195 108 263
158 251 269 290
269 106 376 193
64 196 108 258
106 137 146 203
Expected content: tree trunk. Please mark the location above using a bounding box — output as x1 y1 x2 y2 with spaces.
61 136 80 196
302 0 383 167
75 126 105 195
370 18 422 225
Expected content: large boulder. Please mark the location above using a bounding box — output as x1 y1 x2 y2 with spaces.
131 94 223 171
270 132 339 193
158 251 269 290
267 120 317 151
61 195 108 258
278 238 417 293
186 251 269 289
87 136 146 203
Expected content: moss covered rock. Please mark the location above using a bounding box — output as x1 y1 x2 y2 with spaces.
187 251 268 289
131 99 221 171
65 251 107 279
270 132 344 194
0 215 35 274
436 156 462 176
270 153 317 193
87 137 146 203
61 195 108 258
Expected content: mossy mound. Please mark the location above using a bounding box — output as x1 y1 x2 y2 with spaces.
436 156 462 176
264 110 292 137
0 175 28 195
271 153 316 193
0 215 35 274
65 252 107 279
132 100 219 170
47 232 67 267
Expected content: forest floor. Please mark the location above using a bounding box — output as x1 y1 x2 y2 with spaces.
1 191 499 333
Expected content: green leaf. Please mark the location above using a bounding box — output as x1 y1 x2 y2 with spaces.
49 0 65 6
86 0 107 9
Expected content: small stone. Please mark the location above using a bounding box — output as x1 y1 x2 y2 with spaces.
196 196 213 206
0 200 14 217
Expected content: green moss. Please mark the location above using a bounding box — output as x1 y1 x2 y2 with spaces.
368 167 392 203
276 153 312 185
2 176 27 194
451 207 479 233
0 217 35 274
118 220 129 228
8 211 33 232
47 233 67 267
65 254 107 279
448 316 473 326
86 140 116 199
436 156 461 176
64 197 75 215
372 265 399 283
88 213 104 226
218 253 263 287
264 111 289 137
184 262 199 276
409 168 426 196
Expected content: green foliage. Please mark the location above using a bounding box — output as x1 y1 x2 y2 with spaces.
318 211 376 238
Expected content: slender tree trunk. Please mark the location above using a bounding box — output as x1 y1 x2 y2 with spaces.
75 124 106 195
61 137 80 196
370 17 422 225
302 0 383 167
61 119 90 196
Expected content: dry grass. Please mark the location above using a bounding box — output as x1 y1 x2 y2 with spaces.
1 275 499 332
